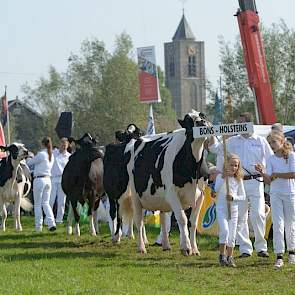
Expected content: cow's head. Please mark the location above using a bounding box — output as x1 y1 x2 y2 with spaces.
115 124 144 143
178 110 208 130
178 110 209 162
0 143 29 161
70 133 98 149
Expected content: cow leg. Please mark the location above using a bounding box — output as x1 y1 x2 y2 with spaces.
160 212 171 251
89 210 97 236
14 195 22 231
93 208 100 234
189 191 204 256
142 224 149 245
109 198 118 240
168 191 191 256
73 204 81 236
67 203 74 235
132 197 146 254
0 201 7 231
105 197 115 235
113 200 122 243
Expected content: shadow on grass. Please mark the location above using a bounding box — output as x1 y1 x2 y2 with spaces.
1 250 117 262
0 240 96 249
0 232 55 241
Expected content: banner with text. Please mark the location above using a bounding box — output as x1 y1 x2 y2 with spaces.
137 46 161 103
193 122 254 138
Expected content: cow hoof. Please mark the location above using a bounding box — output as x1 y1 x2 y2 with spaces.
163 247 171 251
181 249 192 256
67 226 73 235
138 249 147 254
112 238 120 244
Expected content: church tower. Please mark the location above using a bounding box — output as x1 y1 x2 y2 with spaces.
164 13 206 118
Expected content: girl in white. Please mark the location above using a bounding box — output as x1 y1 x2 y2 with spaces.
215 154 246 267
27 137 56 232
256 130 295 269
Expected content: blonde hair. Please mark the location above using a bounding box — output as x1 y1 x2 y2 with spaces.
60 137 69 144
267 130 292 162
222 154 244 180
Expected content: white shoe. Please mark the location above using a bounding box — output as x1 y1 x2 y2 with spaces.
274 258 284 269
288 254 295 264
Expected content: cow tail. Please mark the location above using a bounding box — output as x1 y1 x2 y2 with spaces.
20 198 33 212
119 194 133 227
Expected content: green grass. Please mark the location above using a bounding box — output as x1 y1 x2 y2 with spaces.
0 217 294 295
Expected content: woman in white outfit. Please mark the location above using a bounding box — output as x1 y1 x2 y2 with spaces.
215 154 246 267
50 138 71 224
27 137 56 232
256 130 295 269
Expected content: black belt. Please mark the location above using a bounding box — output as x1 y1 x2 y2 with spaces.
33 175 50 179
243 174 261 181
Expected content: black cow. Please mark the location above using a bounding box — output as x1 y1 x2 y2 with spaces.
0 143 32 231
103 124 144 242
61 133 104 236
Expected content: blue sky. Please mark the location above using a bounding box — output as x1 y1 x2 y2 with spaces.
1 0 294 99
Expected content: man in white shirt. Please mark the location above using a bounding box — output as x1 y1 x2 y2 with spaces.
209 113 273 257
50 138 71 224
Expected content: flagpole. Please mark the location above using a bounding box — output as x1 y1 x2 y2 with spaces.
4 86 10 145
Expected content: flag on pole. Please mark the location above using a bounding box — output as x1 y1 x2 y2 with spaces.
1 90 8 127
213 91 222 125
137 46 161 103
0 123 6 158
146 104 156 135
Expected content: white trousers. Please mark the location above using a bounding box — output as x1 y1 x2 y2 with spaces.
270 192 295 254
217 197 239 248
33 178 56 230
155 212 172 244
236 181 267 254
50 181 66 223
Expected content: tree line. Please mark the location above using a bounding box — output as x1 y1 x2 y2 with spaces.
21 33 176 146
19 20 295 148
208 20 295 124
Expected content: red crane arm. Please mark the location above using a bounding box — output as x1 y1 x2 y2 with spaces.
236 0 276 124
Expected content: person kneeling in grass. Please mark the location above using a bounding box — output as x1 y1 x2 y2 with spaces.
256 130 295 269
215 154 246 267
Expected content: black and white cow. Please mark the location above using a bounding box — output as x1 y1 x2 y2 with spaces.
62 133 104 236
103 124 145 242
0 143 32 231
123 110 209 255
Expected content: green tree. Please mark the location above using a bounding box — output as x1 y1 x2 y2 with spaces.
217 21 295 124
22 66 66 142
152 67 177 132
21 33 176 146
263 20 295 123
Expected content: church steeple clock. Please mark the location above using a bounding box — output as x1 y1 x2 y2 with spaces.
164 13 206 118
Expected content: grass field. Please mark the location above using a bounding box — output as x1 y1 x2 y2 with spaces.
0 216 294 295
